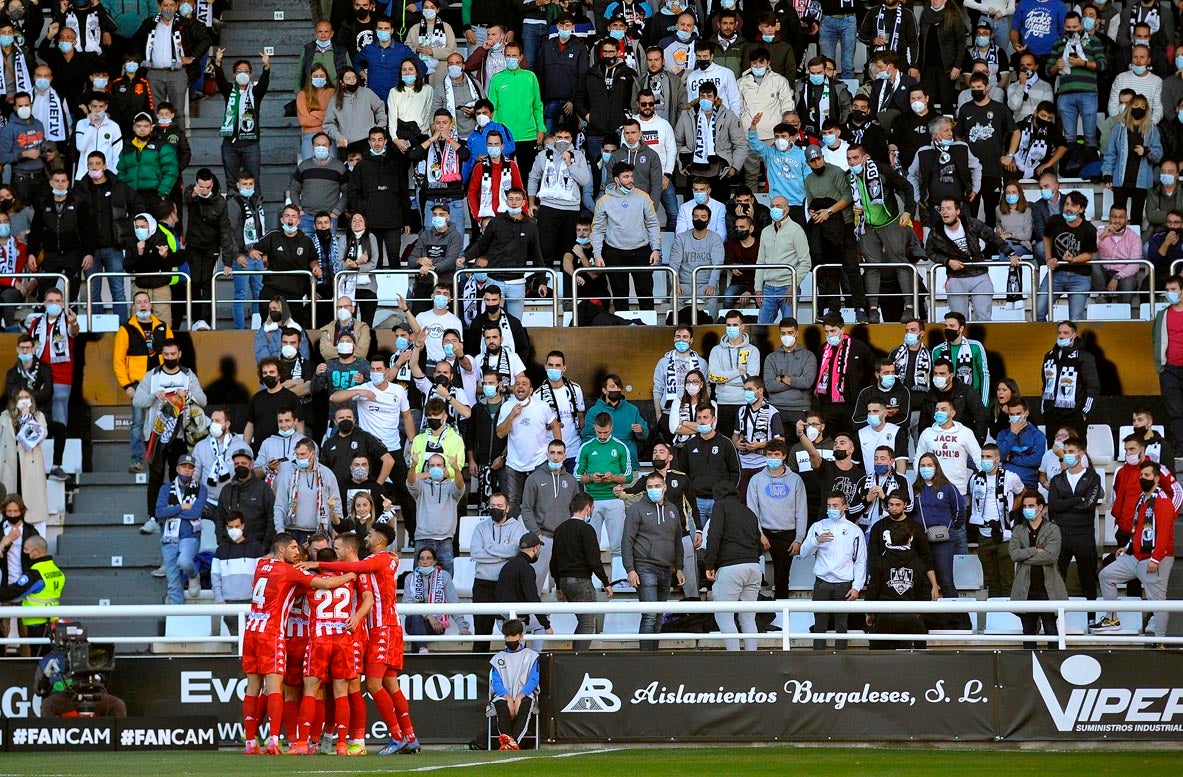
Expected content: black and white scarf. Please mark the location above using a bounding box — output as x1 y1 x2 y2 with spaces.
482 348 512 388
145 16 185 68
313 229 342 281
536 149 579 205
0 49 30 96
1015 118 1050 178
662 348 700 405
442 70 480 118
237 198 263 246
891 343 931 391
859 472 908 524
1132 489 1159 552
848 157 894 235
0 235 17 273
815 334 852 402
65 6 102 53
1041 343 1091 414
693 107 716 164
970 469 1014 537
31 313 71 365
32 87 67 141
874 6 903 52
537 378 579 425
477 158 512 217
738 403 773 444
1131 3 1161 37
410 567 451 628
196 0 214 27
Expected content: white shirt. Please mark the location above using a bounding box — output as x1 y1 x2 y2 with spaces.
149 20 178 69
969 469 1025 538
798 516 867 589
686 62 740 115
497 396 558 472
916 421 982 495
74 117 123 179
476 346 527 390
535 381 586 462
675 197 726 240
6 526 23 583
635 114 677 174
822 139 850 171
1039 449 1090 482
858 421 905 472
355 380 411 450
415 309 464 363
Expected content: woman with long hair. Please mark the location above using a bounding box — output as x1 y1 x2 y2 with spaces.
403 546 470 653
995 180 1032 255
988 377 1022 440
668 369 715 447
297 64 336 161
334 211 380 325
0 389 49 523
404 0 457 77
917 0 968 113
1102 93 1162 225
323 67 387 158
912 452 963 598
387 58 434 152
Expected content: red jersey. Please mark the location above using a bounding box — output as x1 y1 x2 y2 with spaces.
316 552 399 629
306 573 356 638
246 558 313 636
286 594 310 639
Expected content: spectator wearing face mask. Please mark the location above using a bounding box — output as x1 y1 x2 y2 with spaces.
113 292 172 473
210 512 265 634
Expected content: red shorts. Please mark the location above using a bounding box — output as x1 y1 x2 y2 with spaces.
242 630 287 677
304 633 357 681
363 625 404 677
283 637 309 687
351 631 368 677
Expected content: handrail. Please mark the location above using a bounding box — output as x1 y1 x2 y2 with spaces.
571 265 678 325
1173 258 1183 278
4 601 1183 652
209 269 318 330
0 272 70 313
1045 258 1156 320
927 261 1038 322
689 263 798 324
453 267 560 326
333 268 438 307
85 272 191 328
812 262 920 320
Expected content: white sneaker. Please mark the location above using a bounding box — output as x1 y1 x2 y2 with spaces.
186 576 201 599
140 517 160 534
150 565 167 577
191 319 211 331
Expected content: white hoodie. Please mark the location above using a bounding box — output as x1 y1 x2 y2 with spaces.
916 420 982 495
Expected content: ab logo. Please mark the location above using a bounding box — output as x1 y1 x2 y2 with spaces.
561 674 622 713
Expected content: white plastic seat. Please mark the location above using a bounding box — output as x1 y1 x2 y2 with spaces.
788 555 815 592
165 615 212 638
452 557 475 598
603 611 641 635
199 518 218 554
983 597 1023 635
953 554 985 594
458 515 481 553
1086 424 1115 466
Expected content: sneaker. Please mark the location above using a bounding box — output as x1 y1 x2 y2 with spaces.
285 741 309 756
854 308 869 324
318 733 333 753
868 308 882 324
48 466 68 481
377 738 407 755
186 576 201 599
399 736 420 755
140 517 159 534
1089 617 1121 632
128 462 143 473
507 736 519 751
308 740 319 755
191 319 211 332
244 741 262 755
346 743 368 756
265 736 284 756
498 733 511 750
336 741 348 756
899 307 915 324
150 565 167 578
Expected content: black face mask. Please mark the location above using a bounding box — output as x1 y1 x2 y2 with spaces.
343 82 359 93
234 464 251 480
4 514 20 524
315 228 332 240
269 309 283 322
652 457 667 469
489 507 506 522
695 59 711 71
607 391 623 402
337 419 354 435
354 7 369 19
504 639 522 650
485 304 500 316
163 358 180 370
971 90 986 102
1130 107 1147 121
1141 477 1157 492
848 110 866 124
600 56 617 67
692 219 709 231
426 417 444 430
833 449 849 461
943 328 958 342
261 374 279 389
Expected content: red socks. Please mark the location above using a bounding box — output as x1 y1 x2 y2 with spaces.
391 687 415 740
349 690 367 741
334 695 350 744
266 693 283 739
243 693 259 741
371 687 402 740
283 698 299 742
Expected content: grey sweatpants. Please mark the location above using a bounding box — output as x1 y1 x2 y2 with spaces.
712 562 762 651
859 223 912 308
1100 554 1174 637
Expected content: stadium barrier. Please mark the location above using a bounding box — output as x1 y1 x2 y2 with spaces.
811 262 922 319
927 261 1039 322
689 264 798 324
84 272 192 328
0 272 70 317
454 267 561 326
208 269 318 330
571 265 678 324
334 268 438 310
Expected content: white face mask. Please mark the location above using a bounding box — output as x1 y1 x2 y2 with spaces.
805 426 820 442
227 527 244 541
932 375 949 389
1125 453 1141 466
208 422 224 438
780 334 796 348
281 344 298 359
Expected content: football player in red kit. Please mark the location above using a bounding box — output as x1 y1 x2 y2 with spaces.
306 522 420 755
281 551 311 748
333 533 375 755
241 533 356 755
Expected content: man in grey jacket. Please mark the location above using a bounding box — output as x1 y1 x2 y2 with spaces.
271 438 342 546
470 491 528 652
590 161 662 311
520 440 579 594
674 81 748 203
608 118 665 225
623 471 685 651
529 127 590 282
746 439 808 599
407 450 466 576
668 204 724 305
762 317 818 424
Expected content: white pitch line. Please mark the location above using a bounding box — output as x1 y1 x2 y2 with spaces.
291 747 630 774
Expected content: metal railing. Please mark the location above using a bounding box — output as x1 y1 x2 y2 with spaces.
454 267 561 326
571 265 678 325
1173 258 1183 279
4 599 1180 653
85 272 192 326
812 262 921 319
1044 259 1156 320
209 269 318 330
927 261 1038 322
690 264 798 324
334 268 438 308
0 273 70 318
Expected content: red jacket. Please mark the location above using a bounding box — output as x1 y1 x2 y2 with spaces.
0 239 28 288
1130 488 1175 563
466 158 526 223
1111 461 1182 533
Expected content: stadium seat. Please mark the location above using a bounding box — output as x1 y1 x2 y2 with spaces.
1113 596 1147 636
788 555 815 594
199 519 218 554
610 557 635 592
458 515 481 553
1064 597 1089 634
452 557 475 598
1118 424 1165 443
953 554 985 598
165 615 212 638
41 439 82 476
983 597 1023 635
548 612 579 638
1086 425 1115 467
603 611 641 636
1100 511 1117 547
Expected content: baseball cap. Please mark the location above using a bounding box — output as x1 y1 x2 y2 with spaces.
518 532 541 549
804 145 824 161
177 454 196 467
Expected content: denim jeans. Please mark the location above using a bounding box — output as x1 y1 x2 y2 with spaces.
415 537 455 577
163 537 199 605
820 15 857 77
502 279 526 319
130 404 146 464
635 562 672 650
1057 91 1098 147
718 282 750 313
233 257 264 329
300 131 318 162
558 576 600 651
930 537 957 598
424 196 467 233
661 180 679 232
694 497 714 533
544 100 570 134
758 283 793 324
51 383 70 427
1036 269 1091 321
950 522 969 555
87 246 130 321
521 22 547 73
222 143 262 195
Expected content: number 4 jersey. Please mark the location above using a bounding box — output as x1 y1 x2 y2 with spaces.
247 558 316 636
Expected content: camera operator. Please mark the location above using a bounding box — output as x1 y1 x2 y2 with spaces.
35 622 125 718
0 536 62 656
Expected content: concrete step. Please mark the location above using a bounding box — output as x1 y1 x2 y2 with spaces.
191 98 300 122
77 471 147 487
57 544 160 568
60 568 164 605
57 529 160 558
90 441 136 474
74 484 150 516
63 511 141 527
222 0 313 23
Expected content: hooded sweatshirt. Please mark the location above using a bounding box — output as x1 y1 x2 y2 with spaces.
469 515 528 581
520 463 579 535
704 481 762 570
747 464 809 534
590 185 662 255
622 492 684 572
409 474 465 541
708 333 760 405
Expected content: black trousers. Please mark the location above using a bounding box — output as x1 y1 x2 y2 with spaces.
493 697 534 743
471 578 499 653
147 434 187 518
386 453 416 542
370 228 405 269
538 205 579 271
603 244 654 311
764 529 797 600
1019 590 1059 649
1057 528 1098 602
812 229 865 313
1041 408 1085 438
977 176 1003 228
186 249 219 325
812 577 852 650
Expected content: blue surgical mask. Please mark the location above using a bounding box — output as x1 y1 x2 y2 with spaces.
725 325 741 340
826 334 841 347
0 35 13 47
316 38 331 49
1009 414 1024 425
875 69 889 80
558 28 572 40
311 76 327 88
809 73 824 85
1082 17 1095 31
696 423 713 435
376 29 392 42
919 466 935 481
239 187 255 198
433 294 448 309
1040 188 1054 201
428 466 445 481
849 163 864 175
765 457 783 470
35 77 50 91
45 303 62 317
505 57 520 70
448 64 463 79
874 463 889 475
483 384 499 398
1063 212 1080 223
751 66 767 77
933 410 949 425
1005 193 1020 205
693 191 708 205
0 224 12 238
1132 64 1148 76
416 565 434 575
488 146 503 159
1177 55 1183 72
546 368 562 382
975 35 989 47
1162 174 1177 187
673 340 690 353
880 374 896 389
904 332 919 346
699 98 714 111
646 487 664 502
402 73 417 85
443 343 455 357
134 227 151 241
980 459 996 473
295 457 311 470
431 215 447 230
370 371 386 384
547 459 562 471
822 134 838 148
826 508 842 520
743 389 757 405
313 146 330 160
1056 337 1073 348
180 2 193 13
676 29 692 42
278 427 295 438
1022 507 1038 520
58 41 73 54
17 352 31 363
395 335 410 352
769 206 785 222
51 187 68 197
506 205 522 216
474 271 489 280
867 413 882 428
762 34 775 43
1062 453 1078 468
609 29 625 40
1168 291 1182 305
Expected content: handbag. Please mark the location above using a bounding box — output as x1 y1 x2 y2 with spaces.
918 490 950 543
